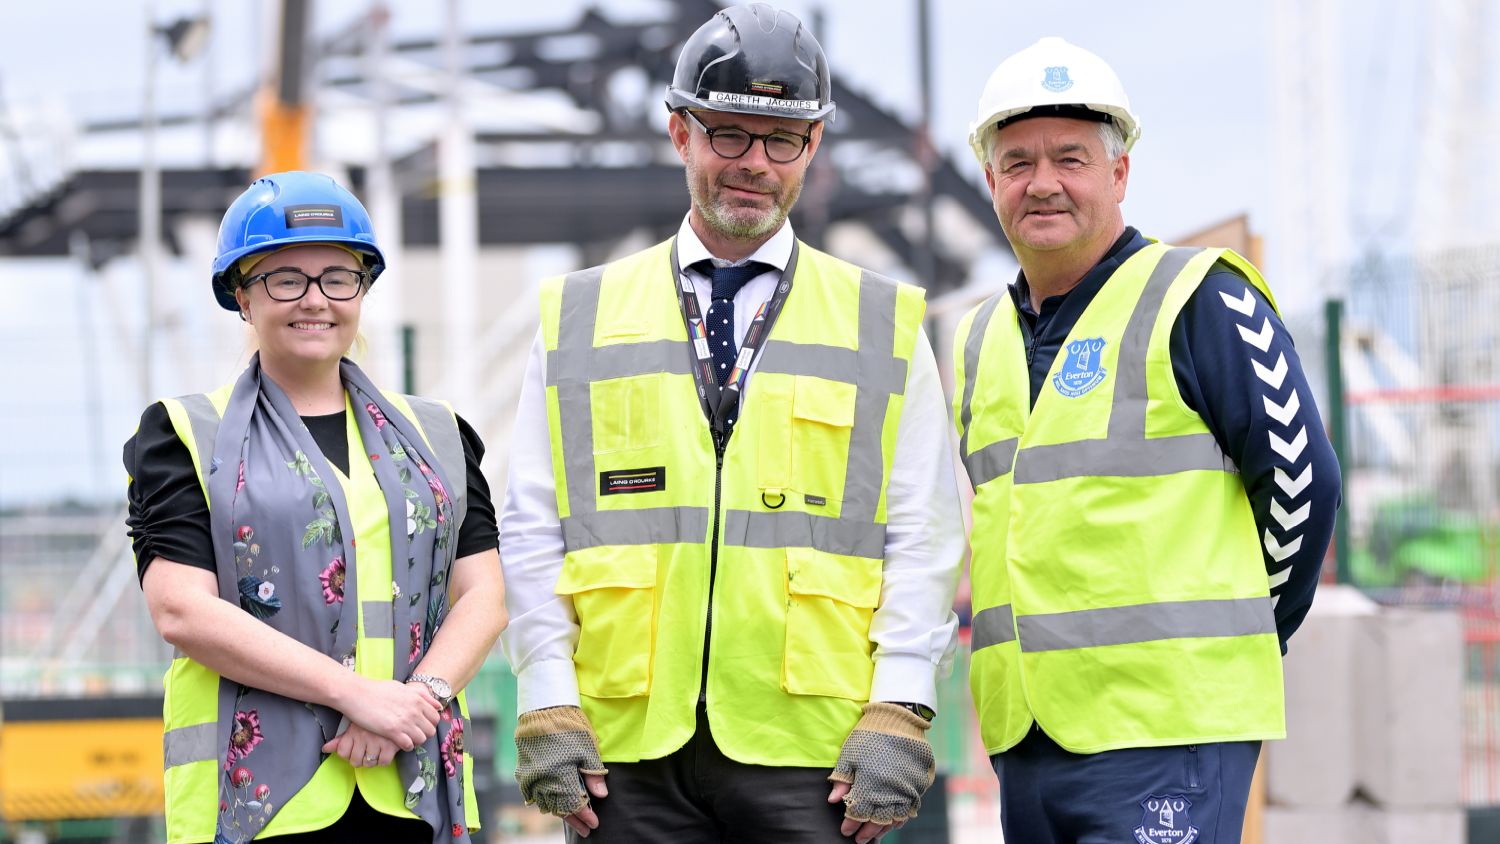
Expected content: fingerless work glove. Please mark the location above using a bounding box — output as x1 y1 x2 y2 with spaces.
828 702 937 824
514 705 609 816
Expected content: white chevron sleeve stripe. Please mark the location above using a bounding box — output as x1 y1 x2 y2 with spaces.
1237 317 1274 353
1269 427 1308 462
1271 498 1311 530
1263 529 1303 562
1268 566 1293 589
1264 389 1301 427
1274 464 1313 498
1220 288 1256 316
1253 353 1289 390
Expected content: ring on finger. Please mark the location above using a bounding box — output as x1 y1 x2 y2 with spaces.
363 754 378 765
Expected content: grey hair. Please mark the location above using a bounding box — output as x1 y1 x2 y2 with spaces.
983 115 1129 165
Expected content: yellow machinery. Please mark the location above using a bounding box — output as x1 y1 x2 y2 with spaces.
0 697 164 821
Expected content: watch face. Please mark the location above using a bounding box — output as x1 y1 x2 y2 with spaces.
430 677 452 699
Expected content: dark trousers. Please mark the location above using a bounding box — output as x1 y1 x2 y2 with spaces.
567 707 847 843
991 727 1260 844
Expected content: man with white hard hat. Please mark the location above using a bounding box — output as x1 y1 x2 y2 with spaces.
951 37 1341 842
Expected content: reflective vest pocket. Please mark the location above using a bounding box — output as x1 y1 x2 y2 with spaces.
780 547 880 700
590 374 663 454
556 545 660 698
789 376 857 506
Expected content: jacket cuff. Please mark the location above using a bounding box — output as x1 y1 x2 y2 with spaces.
870 653 938 712
516 658 582 713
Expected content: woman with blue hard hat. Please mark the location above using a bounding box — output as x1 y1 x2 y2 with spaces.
124 171 506 843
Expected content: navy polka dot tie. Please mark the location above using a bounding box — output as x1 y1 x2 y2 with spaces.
697 261 767 386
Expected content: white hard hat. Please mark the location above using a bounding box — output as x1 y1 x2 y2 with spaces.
968 37 1141 164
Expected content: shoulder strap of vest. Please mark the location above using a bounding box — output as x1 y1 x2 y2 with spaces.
159 384 234 498
383 392 470 533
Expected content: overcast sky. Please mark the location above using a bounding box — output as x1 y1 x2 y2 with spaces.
1 0 1487 506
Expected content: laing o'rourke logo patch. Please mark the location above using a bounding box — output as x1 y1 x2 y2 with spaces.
1134 795 1199 844
284 204 344 228
1053 337 1108 397
599 467 665 496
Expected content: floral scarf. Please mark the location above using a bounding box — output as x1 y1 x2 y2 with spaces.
205 355 471 842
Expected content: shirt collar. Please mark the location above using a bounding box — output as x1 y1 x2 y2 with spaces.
675 214 794 272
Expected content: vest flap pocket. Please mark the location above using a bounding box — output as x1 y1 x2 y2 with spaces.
783 547 879 700
785 546 882 608
555 544 659 593
793 375 856 427
556 546 658 699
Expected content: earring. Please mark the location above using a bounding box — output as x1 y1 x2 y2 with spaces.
240 310 250 323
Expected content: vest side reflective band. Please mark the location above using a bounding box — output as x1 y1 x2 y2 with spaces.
971 603 1016 652
552 265 608 524
361 600 393 638
963 437 1019 488
562 506 711 550
721 510 887 559
162 721 218 768
958 295 1002 464
548 338 695 382
1016 596 1275 653
402 395 469 528
1015 433 1230 484
1012 247 1224 485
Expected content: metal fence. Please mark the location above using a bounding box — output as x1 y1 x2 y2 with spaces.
1340 243 1500 806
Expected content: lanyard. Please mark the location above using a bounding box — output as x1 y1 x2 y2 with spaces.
669 238 800 437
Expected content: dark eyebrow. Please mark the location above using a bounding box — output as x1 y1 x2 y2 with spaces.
998 146 1035 164
1054 143 1090 156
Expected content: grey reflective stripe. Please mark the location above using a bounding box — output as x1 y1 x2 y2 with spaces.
547 338 694 383
1013 247 1231 484
1014 433 1231 484
403 395 468 531
1110 246 1200 440
177 393 222 494
957 295 1002 465
970 604 1016 652
1016 596 1275 653
757 341 859 383
721 510 887 559
562 506 711 549
963 437 1019 489
163 721 217 769
839 272 908 524
361 600 393 638
552 266 607 525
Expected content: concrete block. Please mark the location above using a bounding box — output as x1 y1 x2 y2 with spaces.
1363 806 1466 844
1355 607 1465 808
1263 805 1366 844
1267 585 1378 807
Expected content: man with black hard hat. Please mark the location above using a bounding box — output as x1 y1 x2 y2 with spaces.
498 3 964 842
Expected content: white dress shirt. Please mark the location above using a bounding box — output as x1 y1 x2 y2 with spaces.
499 217 965 713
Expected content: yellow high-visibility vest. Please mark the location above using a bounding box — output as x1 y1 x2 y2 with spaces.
540 238 926 765
153 386 478 842
953 243 1287 754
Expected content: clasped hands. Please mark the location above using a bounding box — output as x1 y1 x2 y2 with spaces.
321 677 444 768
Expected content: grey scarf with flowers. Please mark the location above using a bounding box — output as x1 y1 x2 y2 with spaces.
205 355 471 842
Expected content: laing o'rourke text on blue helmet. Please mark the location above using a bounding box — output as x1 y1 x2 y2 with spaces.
210 171 386 311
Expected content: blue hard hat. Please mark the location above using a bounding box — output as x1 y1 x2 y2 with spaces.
211 171 386 311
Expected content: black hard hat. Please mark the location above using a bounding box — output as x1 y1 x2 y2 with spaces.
665 2 835 122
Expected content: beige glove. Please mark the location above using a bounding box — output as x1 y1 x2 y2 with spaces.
514 705 609 816
828 702 937 824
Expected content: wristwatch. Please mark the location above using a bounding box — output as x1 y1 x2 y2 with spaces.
408 673 454 709
890 701 935 722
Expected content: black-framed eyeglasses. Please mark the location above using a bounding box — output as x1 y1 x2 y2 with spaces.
245 268 370 302
681 109 812 164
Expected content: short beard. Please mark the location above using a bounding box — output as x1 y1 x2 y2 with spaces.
686 165 802 242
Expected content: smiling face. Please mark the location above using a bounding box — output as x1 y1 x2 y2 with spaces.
233 244 364 375
669 109 823 255
984 116 1129 266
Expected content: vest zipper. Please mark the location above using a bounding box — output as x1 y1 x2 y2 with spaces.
700 428 728 703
